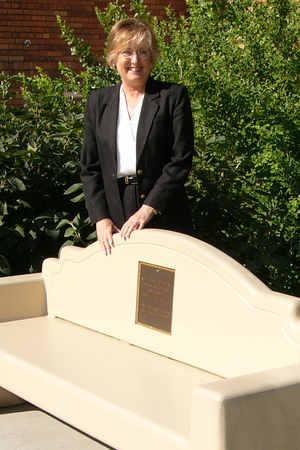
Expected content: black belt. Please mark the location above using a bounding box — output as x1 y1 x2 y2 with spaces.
118 175 137 185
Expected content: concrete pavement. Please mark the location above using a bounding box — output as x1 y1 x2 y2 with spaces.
0 403 114 450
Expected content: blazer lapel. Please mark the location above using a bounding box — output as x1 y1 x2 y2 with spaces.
136 78 160 162
104 84 121 165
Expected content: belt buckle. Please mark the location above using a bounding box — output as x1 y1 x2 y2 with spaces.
125 175 137 185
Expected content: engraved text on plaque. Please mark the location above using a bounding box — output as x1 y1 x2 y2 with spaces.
136 262 175 334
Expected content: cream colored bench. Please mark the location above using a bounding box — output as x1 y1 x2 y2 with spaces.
1 229 300 450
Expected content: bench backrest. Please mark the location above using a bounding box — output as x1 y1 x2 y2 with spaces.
42 229 300 378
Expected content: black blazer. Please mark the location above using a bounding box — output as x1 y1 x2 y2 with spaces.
80 77 194 234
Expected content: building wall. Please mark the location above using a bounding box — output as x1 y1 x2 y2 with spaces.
0 0 187 79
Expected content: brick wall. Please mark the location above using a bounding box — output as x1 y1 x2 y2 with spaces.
0 0 187 79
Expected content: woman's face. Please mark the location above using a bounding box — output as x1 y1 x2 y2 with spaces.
115 40 152 89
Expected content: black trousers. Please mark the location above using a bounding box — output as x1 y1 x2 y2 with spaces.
117 180 139 221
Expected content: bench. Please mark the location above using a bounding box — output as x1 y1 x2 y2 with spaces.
0 229 300 450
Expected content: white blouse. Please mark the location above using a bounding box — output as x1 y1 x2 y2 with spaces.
116 86 144 178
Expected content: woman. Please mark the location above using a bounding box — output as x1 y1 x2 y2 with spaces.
81 18 194 255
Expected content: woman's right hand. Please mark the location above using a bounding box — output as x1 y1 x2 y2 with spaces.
96 218 120 255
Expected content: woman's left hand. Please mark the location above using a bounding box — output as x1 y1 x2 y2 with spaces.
120 205 155 239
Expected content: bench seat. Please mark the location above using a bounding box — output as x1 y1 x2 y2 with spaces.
0 315 222 450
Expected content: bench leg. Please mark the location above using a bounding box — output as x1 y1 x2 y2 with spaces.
0 387 24 408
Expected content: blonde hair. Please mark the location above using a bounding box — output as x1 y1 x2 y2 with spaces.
106 18 160 69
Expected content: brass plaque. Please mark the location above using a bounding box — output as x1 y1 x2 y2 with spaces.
136 262 175 334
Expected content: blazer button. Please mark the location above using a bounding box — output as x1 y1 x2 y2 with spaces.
140 194 146 200
137 169 143 175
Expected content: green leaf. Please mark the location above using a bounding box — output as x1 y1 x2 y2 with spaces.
45 228 60 241
64 183 83 195
14 225 25 237
8 177 26 191
56 219 71 230
87 231 97 240
0 255 10 276
206 135 226 145
70 192 85 203
64 227 75 237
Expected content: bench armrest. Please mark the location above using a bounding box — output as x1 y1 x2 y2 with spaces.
191 364 300 450
0 273 47 323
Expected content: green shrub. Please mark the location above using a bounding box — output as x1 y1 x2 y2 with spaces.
0 71 94 274
1 0 299 297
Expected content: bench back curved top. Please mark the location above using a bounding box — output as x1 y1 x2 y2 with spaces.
42 229 300 378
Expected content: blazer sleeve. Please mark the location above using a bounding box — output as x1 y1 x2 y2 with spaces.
80 92 110 224
143 84 194 213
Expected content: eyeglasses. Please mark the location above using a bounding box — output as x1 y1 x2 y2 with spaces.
120 49 150 60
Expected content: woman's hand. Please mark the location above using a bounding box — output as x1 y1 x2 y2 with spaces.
120 205 155 240
96 218 120 255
